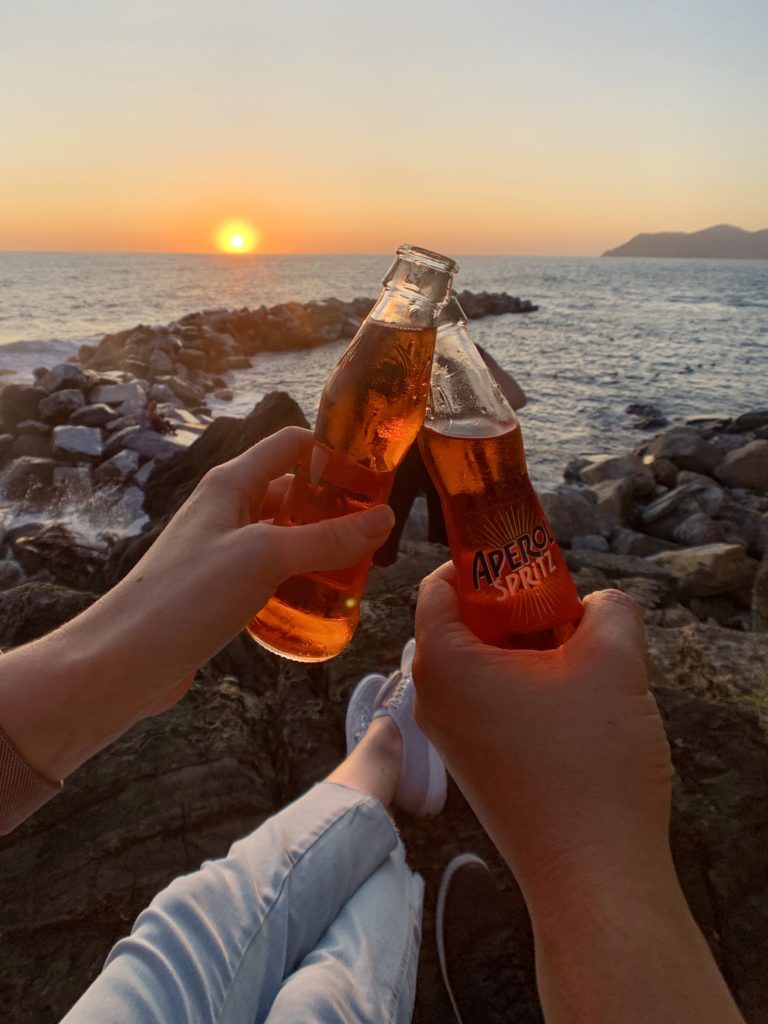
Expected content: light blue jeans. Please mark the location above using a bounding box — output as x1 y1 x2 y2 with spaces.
61 782 423 1024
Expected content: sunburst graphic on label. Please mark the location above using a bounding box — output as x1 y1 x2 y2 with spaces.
473 503 568 629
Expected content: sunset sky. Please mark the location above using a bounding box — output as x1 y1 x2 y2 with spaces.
1 0 766 255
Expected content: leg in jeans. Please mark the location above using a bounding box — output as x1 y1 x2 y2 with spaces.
61 717 421 1024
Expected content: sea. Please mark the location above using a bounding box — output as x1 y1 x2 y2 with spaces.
1 253 766 493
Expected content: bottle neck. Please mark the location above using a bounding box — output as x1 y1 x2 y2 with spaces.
369 252 456 329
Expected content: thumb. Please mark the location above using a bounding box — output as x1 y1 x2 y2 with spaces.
263 504 395 579
566 589 647 692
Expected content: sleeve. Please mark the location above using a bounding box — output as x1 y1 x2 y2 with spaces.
0 722 63 835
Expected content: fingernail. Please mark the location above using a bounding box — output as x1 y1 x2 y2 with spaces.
358 505 395 537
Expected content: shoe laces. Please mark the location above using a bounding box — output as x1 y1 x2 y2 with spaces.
383 671 410 712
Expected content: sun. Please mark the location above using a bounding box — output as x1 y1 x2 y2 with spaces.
216 221 260 254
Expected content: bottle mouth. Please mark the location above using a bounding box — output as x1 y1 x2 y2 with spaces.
396 244 460 277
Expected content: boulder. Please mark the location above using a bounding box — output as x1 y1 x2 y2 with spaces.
6 434 52 460
122 429 188 461
11 524 109 590
15 419 51 437
647 426 723 475
38 388 85 423
753 552 768 632
0 581 98 647
651 544 758 597
148 383 177 404
39 363 93 394
103 425 142 459
0 560 25 591
143 391 309 520
133 459 156 488
649 456 678 488
539 488 612 544
715 441 768 493
147 349 176 377
641 481 724 540
220 355 252 370
89 382 146 407
95 449 141 485
589 477 637 526
0 434 14 467
214 388 234 402
70 403 116 428
579 453 648 486
52 425 103 461
610 527 679 558
564 548 675 582
672 513 728 547
0 384 47 432
733 409 768 433
53 465 93 501
1 456 56 501
571 534 610 552
155 376 205 406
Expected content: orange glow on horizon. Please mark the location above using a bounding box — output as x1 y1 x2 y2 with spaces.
216 221 260 254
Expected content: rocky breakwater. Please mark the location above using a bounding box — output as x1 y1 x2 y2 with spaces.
0 402 767 1023
0 288 535 532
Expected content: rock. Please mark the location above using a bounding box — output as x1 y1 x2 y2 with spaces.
753 552 768 632
89 382 146 407
103 425 142 458
564 548 675 581
39 363 93 393
133 459 156 488
11 524 109 590
649 456 678 488
0 384 47 431
641 481 724 540
143 391 309 520
53 465 93 501
589 477 637 526
38 388 86 423
0 581 98 647
687 595 750 630
154 376 205 406
7 434 52 460
70 403 116 427
0 560 25 591
672 513 728 547
0 434 14 467
147 349 176 377
715 440 768 493
539 488 612 544
651 544 758 597
213 388 234 402
733 409 768 432
1 456 56 501
122 429 188 461
563 455 590 482
95 449 141 484
579 453 648 485
610 527 679 558
148 383 177 404
52 425 103 461
220 355 252 370
716 500 768 560
105 414 141 433
15 419 51 437
571 534 610 552
647 426 723 475
176 348 207 371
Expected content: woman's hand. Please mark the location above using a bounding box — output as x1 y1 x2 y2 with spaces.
0 427 394 780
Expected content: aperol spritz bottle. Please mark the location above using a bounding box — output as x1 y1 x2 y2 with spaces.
419 297 583 649
249 245 458 661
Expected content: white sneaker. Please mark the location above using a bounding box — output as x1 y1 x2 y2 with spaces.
346 638 447 817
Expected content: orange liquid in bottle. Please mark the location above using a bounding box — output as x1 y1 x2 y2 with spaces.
249 320 436 661
419 421 583 650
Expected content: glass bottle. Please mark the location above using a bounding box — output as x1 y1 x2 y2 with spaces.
419 296 583 649
249 245 458 661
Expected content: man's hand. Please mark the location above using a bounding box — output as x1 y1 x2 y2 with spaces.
413 562 672 910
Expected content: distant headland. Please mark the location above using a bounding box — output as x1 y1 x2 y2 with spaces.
603 224 768 259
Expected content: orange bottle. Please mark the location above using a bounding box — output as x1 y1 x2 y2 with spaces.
249 245 458 662
419 297 583 649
